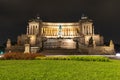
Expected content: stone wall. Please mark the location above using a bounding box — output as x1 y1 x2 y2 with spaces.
78 46 115 55
5 45 24 53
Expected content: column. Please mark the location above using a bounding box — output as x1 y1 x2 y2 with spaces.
57 28 58 36
52 28 53 36
72 28 74 36
70 28 71 36
67 28 69 36
73 28 75 36
91 26 92 34
87 26 89 35
89 26 91 35
89 26 92 35
33 26 35 34
54 28 56 36
71 28 73 36
47 28 48 36
65 28 67 36
48 28 50 36
84 26 85 35
29 26 31 34
93 26 95 35
27 26 29 35
41 28 43 34
50 28 51 36
32 26 34 35
29 26 31 35
64 28 66 36
89 26 90 34
69 28 70 36
72 28 73 36
44 28 46 36
31 26 32 35
85 26 87 35
53 28 54 36
62 28 64 36
82 26 84 34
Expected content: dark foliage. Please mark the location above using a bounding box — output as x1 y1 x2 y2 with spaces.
3 52 45 60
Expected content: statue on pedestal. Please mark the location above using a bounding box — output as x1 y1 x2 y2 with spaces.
24 37 30 53
88 37 96 48
88 37 93 47
25 37 30 44
6 39 11 49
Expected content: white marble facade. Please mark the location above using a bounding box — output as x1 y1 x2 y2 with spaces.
17 16 103 50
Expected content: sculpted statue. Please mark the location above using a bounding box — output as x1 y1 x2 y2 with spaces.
88 37 93 46
25 37 30 44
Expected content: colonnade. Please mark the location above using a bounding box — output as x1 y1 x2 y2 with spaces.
82 26 93 35
28 25 39 35
41 27 78 36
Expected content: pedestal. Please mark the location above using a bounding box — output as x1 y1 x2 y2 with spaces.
24 44 30 53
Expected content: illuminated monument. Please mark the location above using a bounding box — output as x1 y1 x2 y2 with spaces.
6 15 115 54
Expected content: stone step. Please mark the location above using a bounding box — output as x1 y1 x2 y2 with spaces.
40 49 80 55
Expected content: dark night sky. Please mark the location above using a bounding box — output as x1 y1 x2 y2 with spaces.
0 0 120 44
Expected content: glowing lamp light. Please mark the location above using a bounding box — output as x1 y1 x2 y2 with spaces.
116 53 120 57
0 51 3 54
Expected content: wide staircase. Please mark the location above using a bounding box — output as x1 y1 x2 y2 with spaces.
40 49 80 55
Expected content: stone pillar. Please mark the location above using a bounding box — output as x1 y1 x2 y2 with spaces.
6 39 11 49
51 28 53 36
67 28 69 36
62 28 64 36
45 28 47 36
71 28 73 36
88 26 90 34
66 28 67 36
64 28 66 36
86 26 87 35
29 26 31 35
31 26 33 35
93 40 96 48
85 26 87 35
34 26 36 35
50 28 52 36
69 28 70 36
87 26 88 35
68 28 69 36
33 26 35 35
30 26 31 35
31 26 32 35
24 44 30 53
83 26 85 34
65 28 67 36
90 26 92 34
44 28 46 36
33 26 34 35
27 26 29 35
53 28 55 36
88 26 90 35
64 28 65 36
84 26 86 35
41 28 43 34
93 26 95 35
109 40 114 48
48 28 49 36
74 28 76 36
